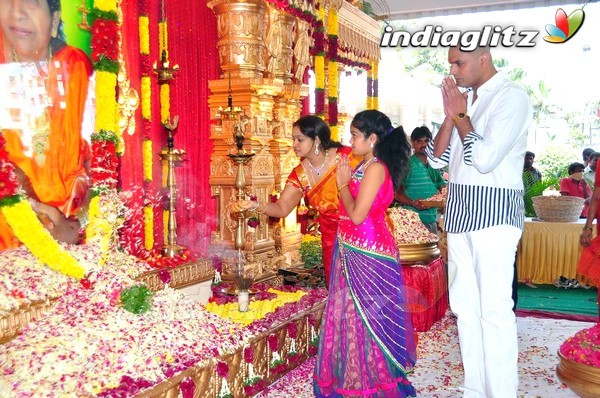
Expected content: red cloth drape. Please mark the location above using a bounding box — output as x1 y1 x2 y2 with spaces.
401 257 449 332
119 2 218 255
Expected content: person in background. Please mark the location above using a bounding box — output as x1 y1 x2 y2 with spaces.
583 152 599 191
583 147 595 169
314 109 416 397
428 45 532 397
579 166 600 320
559 162 591 218
0 0 94 249
231 115 359 288
522 151 542 192
394 125 446 233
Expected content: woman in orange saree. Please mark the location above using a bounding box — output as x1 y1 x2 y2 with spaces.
232 115 358 287
0 0 93 249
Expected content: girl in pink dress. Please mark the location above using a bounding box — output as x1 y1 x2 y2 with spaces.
314 110 417 397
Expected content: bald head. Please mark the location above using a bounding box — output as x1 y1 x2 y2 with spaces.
448 46 497 91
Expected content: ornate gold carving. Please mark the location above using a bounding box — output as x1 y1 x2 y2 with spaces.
211 0 267 79
117 57 139 139
293 20 310 81
338 1 381 61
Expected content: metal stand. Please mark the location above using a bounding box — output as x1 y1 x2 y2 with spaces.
160 117 186 257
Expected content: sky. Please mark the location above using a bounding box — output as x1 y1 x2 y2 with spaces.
365 1 600 150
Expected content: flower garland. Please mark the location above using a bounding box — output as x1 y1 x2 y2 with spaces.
88 0 121 259
205 288 307 326
314 4 326 117
326 7 339 141
0 134 87 279
139 0 154 251
367 60 379 110
158 17 171 244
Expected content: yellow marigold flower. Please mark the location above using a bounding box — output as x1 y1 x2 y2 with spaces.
315 56 325 89
327 10 338 36
139 17 150 55
2 200 85 279
328 61 338 98
94 0 117 12
143 205 154 251
160 84 170 124
141 76 151 120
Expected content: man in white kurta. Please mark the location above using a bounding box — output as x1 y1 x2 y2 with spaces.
427 47 533 397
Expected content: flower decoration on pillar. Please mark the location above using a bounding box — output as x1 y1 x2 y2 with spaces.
367 60 379 110
372 60 379 110
326 7 339 141
139 0 155 251
314 4 326 117
87 0 121 262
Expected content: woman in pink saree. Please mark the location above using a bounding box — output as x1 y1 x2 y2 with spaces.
232 115 359 287
314 110 417 397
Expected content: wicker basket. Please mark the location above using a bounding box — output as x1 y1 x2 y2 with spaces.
532 195 585 222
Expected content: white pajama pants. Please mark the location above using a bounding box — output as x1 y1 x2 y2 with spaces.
448 224 522 398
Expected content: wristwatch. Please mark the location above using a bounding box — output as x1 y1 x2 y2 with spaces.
454 112 467 122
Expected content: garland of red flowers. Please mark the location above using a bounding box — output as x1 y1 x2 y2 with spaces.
326 7 339 140
89 3 120 192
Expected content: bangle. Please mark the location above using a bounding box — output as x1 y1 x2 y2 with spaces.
249 201 260 211
256 202 266 214
583 226 593 232
412 200 417 207
338 183 349 192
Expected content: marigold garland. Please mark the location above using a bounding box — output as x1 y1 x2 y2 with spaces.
371 60 379 110
326 7 339 141
93 0 117 12
139 16 150 55
87 0 122 258
159 84 170 125
1 200 87 279
141 76 151 119
314 4 326 117
139 0 154 252
143 205 154 250
205 289 307 326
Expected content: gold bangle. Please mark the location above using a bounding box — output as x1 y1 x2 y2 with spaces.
583 226 593 232
338 183 349 192
256 202 266 214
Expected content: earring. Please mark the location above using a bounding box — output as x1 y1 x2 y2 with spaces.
370 143 374 148
315 146 319 155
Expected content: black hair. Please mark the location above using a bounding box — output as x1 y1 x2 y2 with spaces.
410 126 432 141
48 0 61 13
568 162 585 175
293 115 342 151
583 148 595 162
351 110 410 190
525 151 535 158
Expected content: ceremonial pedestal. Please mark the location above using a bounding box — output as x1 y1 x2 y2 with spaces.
134 300 326 397
401 256 449 332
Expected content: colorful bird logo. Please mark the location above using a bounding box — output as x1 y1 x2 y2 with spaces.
543 8 586 43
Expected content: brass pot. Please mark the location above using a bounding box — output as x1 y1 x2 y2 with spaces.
557 351 600 398
398 242 440 265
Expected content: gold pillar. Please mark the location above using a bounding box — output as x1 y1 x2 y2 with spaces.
208 1 308 281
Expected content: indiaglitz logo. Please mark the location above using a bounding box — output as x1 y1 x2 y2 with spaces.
380 25 539 51
543 8 586 43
